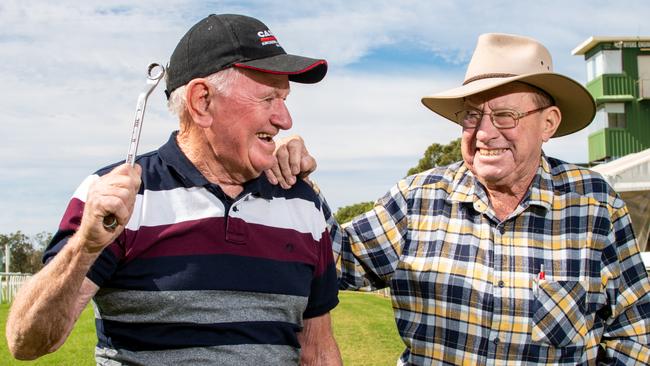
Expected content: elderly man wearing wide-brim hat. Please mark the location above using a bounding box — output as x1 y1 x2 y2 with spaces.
410 35 650 363
271 32 650 365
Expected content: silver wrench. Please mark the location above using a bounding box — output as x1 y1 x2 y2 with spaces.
103 63 165 230
125 62 165 165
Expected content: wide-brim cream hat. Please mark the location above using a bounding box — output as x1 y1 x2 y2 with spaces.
421 33 596 137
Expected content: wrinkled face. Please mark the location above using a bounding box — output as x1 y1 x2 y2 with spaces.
461 83 555 189
209 69 292 180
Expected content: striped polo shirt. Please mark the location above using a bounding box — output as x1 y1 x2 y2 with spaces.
44 132 339 365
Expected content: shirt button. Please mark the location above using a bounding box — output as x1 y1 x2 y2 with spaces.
232 206 239 212
498 280 505 288
499 226 505 234
493 338 500 345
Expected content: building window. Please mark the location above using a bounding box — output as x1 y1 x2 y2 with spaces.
608 112 626 128
586 50 623 82
589 103 626 132
639 55 650 99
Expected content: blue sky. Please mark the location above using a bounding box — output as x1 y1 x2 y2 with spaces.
2 0 649 235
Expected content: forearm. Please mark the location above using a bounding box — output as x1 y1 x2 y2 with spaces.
601 295 650 363
599 206 650 363
298 313 342 366
300 336 342 366
312 186 377 290
5 233 99 359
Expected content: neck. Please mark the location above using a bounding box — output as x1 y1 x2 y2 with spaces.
484 188 525 221
176 127 245 198
481 174 535 221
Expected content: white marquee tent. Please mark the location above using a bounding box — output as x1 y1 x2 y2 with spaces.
591 149 650 268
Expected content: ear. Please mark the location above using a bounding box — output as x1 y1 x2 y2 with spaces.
185 79 215 128
541 106 561 142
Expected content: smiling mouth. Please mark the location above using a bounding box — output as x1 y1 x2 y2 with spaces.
478 148 507 156
256 133 274 143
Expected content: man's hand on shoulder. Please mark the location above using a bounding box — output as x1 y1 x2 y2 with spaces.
266 135 316 189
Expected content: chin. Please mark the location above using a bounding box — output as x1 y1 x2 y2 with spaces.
250 158 274 175
474 166 507 182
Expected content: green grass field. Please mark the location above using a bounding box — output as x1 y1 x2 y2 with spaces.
1 291 403 365
332 292 404 365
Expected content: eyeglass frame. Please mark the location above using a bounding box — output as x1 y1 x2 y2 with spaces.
454 105 552 129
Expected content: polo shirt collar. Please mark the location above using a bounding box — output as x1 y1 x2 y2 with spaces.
158 131 209 187
242 173 275 200
158 131 275 199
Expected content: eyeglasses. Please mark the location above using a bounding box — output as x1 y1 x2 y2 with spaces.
454 106 551 129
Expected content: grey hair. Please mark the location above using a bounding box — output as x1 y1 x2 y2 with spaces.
515 82 554 108
167 67 242 118
529 87 554 109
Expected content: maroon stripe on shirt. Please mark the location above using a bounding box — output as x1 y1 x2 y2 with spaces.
59 198 84 232
123 217 324 266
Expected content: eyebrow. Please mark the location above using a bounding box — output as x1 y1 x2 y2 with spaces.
464 99 522 111
274 87 290 98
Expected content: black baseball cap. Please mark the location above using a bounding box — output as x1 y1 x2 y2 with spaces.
165 14 328 97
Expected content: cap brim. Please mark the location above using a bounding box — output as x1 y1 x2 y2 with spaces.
421 73 596 138
235 54 327 84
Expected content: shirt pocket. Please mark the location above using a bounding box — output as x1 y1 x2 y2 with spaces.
531 280 588 348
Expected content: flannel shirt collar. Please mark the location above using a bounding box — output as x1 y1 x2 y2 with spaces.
447 155 554 215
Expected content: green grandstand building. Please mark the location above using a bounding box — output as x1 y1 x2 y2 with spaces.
573 36 650 163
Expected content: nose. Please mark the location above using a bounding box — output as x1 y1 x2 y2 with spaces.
474 112 500 142
271 100 293 130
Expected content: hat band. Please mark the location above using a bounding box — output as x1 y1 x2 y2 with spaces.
463 73 517 85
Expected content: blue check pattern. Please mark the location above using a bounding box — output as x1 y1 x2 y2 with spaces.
323 156 650 365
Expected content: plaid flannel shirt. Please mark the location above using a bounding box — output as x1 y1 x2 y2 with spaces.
324 156 650 365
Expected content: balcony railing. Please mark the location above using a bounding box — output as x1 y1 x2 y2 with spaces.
589 128 645 162
586 74 636 101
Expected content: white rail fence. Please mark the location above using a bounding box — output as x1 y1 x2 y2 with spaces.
0 272 31 304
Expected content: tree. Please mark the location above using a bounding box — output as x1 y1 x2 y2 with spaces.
334 201 374 224
0 231 51 274
406 138 462 176
29 231 52 272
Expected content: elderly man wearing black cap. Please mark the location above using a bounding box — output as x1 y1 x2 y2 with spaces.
6 14 341 365
272 33 650 364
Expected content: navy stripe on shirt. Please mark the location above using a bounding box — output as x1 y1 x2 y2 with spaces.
96 319 301 351
105 254 315 296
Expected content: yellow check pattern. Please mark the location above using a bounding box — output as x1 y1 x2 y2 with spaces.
324 156 650 365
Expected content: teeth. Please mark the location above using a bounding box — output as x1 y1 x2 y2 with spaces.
256 133 273 142
479 148 506 156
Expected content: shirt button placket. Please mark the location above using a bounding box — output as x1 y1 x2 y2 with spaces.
489 221 506 360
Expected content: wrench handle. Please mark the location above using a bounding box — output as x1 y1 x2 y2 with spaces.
102 63 165 232
102 215 119 231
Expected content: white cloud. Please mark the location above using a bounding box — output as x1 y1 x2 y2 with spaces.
1 0 649 233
